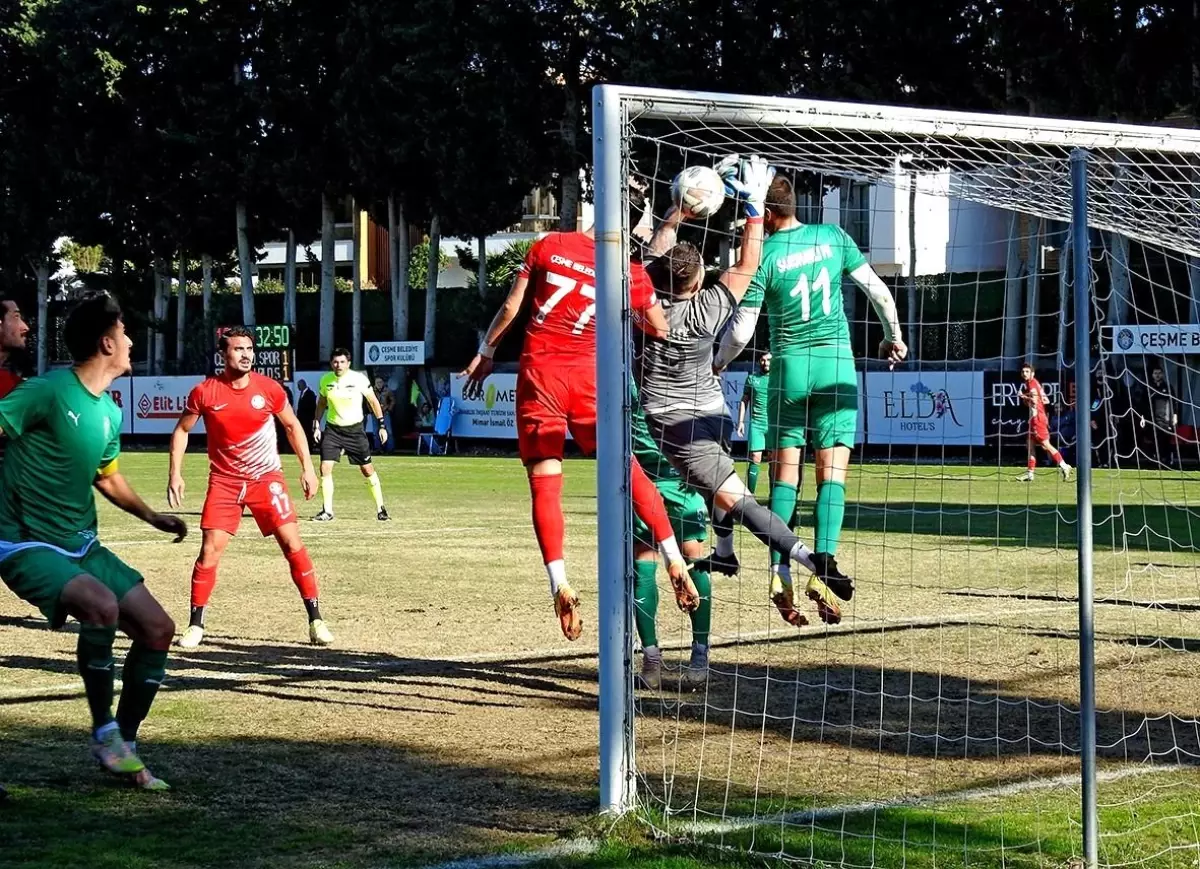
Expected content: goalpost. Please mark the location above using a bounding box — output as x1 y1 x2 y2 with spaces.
594 84 1200 869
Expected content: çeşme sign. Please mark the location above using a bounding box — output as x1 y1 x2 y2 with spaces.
1109 325 1200 355
864 370 985 446
365 341 426 366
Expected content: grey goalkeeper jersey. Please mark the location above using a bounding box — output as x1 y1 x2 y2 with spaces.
634 281 736 417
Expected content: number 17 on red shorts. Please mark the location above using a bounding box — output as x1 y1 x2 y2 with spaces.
201 471 296 536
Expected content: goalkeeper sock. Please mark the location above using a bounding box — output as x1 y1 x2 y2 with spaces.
189 562 216 621
365 472 385 511
320 475 334 514
285 546 320 603
746 462 760 495
814 480 846 556
633 558 659 648
116 643 167 744
631 459 675 551
77 623 117 731
768 482 798 566
725 495 815 572
689 568 712 646
712 507 735 557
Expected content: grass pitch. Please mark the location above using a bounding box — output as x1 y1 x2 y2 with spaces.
1 453 1199 868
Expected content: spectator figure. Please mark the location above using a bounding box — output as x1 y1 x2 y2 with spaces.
1142 364 1179 467
296 378 317 448
373 376 396 451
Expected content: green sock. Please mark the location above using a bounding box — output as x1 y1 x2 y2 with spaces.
689 568 712 647
746 462 760 495
814 480 847 556
768 482 798 566
77 624 117 732
116 643 168 744
633 559 659 649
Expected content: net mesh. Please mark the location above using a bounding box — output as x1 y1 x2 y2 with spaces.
610 90 1200 868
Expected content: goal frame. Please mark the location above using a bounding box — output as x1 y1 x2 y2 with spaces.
592 83 1200 869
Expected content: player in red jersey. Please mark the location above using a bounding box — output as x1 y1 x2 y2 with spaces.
1018 363 1072 482
167 327 330 648
458 189 695 641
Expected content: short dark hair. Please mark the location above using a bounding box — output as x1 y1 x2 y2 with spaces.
64 293 123 363
765 175 797 219
647 243 703 298
1022 362 1035 371
330 347 351 362
218 325 255 353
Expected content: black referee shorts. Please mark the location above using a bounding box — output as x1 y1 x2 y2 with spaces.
320 422 372 466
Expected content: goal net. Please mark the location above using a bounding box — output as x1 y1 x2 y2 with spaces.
591 85 1200 869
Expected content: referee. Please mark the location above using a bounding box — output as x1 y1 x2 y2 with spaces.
312 347 390 521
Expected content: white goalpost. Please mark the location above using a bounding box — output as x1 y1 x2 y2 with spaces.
594 84 1200 869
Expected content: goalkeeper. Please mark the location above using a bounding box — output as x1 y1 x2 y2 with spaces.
714 171 907 605
630 379 712 689
637 155 840 627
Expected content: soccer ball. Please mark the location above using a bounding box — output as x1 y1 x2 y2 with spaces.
671 165 726 218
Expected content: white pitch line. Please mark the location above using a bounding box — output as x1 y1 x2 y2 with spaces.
675 764 1186 835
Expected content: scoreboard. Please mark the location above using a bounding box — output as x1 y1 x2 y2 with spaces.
213 324 294 380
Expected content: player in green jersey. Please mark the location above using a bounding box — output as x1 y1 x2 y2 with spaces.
715 174 907 619
629 381 713 689
737 351 772 495
0 294 187 791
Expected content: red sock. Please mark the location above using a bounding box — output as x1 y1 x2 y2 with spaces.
285 547 319 600
529 473 565 564
190 562 217 609
1028 457 1037 470
1050 448 1063 464
631 457 673 545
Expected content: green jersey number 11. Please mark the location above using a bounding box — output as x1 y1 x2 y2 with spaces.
790 266 832 322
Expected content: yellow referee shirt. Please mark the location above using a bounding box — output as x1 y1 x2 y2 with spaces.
319 370 372 427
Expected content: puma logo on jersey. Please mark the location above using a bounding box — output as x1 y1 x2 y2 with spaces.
65 410 80 427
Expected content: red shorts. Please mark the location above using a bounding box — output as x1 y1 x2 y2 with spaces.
1029 416 1050 443
516 363 597 463
201 471 296 537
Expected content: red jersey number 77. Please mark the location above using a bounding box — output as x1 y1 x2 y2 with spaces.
534 273 596 335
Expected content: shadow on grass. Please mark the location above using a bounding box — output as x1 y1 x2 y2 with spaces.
0 721 588 869
846 501 1200 552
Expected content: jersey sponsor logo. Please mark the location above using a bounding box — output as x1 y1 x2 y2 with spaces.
776 243 833 272
251 394 266 410
65 409 80 427
548 253 596 279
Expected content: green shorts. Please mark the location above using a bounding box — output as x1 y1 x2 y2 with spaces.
0 542 143 628
767 346 858 451
746 414 769 454
633 477 709 549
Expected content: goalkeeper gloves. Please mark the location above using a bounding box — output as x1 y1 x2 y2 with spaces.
717 154 775 219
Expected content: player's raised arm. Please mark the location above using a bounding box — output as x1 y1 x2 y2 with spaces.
168 409 200 508
275 401 320 500
716 156 772 302
846 256 907 368
460 269 532 385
